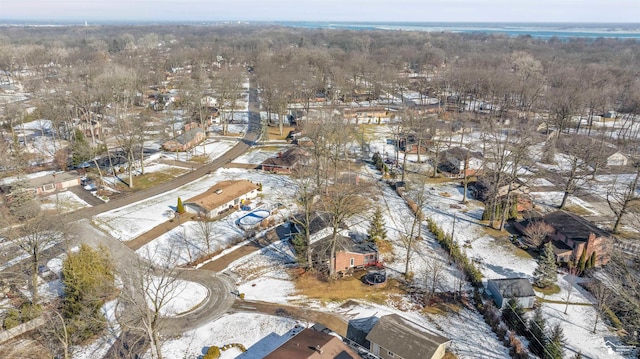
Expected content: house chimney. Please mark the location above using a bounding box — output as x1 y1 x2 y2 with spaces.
278 152 282 158
315 345 323 354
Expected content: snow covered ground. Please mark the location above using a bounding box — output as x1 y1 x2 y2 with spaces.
94 168 297 242
232 145 290 165
80 122 632 358
137 215 245 266
159 313 302 359
150 279 209 316
40 190 91 213
161 138 239 163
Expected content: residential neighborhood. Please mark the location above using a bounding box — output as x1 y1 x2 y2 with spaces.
1 17 640 359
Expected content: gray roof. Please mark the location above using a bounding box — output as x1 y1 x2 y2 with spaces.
175 127 204 145
488 278 535 298
365 314 450 359
543 210 608 241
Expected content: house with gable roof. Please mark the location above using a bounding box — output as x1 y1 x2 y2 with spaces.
365 314 450 359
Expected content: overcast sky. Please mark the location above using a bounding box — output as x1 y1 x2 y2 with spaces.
2 0 639 23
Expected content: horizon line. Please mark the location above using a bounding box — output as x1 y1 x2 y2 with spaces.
1 19 640 25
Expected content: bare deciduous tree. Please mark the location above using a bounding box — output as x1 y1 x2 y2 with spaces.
118 248 184 359
320 183 368 278
522 220 554 249
423 256 446 305
606 165 640 234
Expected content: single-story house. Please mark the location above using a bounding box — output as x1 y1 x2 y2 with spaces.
310 234 379 275
162 122 206 152
366 314 451 359
471 175 533 213
486 278 536 309
514 210 611 266
264 327 359 359
261 147 310 173
438 147 484 178
30 172 82 194
542 210 611 266
601 149 628 167
183 180 259 218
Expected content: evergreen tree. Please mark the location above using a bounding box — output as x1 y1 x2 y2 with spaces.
577 247 587 273
588 251 596 269
177 197 185 213
544 324 565 359
62 244 115 341
368 207 387 244
71 129 93 166
534 242 558 288
528 307 548 357
502 298 527 336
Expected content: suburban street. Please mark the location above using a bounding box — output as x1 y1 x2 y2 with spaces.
65 77 262 222
1 75 263 356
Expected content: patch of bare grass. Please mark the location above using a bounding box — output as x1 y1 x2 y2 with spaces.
293 271 404 304
190 155 209 164
132 168 188 191
563 205 592 216
267 126 295 141
533 284 561 296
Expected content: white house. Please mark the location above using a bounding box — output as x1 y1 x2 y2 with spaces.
184 180 259 218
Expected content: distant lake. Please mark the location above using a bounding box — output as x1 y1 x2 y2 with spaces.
2 20 639 40
274 21 640 40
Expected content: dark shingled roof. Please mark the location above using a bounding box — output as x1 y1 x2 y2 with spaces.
365 314 450 359
543 210 608 241
264 328 358 359
488 278 535 298
262 147 310 168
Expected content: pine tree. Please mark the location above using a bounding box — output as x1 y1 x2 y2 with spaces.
502 299 527 336
588 251 596 269
62 244 115 341
368 207 387 244
577 247 587 273
534 242 558 288
71 129 93 166
528 307 548 357
544 324 565 359
177 197 185 213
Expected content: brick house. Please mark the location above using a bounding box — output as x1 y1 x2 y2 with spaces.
310 233 379 275
162 122 206 152
30 172 82 194
261 147 310 173
183 180 259 218
515 210 612 266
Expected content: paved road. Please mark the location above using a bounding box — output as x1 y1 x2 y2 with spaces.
3 76 263 357
74 219 237 334
65 77 262 222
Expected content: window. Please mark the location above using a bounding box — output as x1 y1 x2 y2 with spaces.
350 258 355 267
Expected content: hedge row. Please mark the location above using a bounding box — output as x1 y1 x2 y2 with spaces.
426 218 483 287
